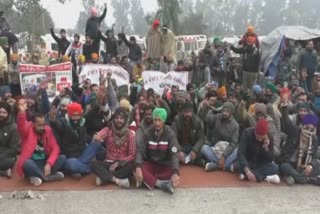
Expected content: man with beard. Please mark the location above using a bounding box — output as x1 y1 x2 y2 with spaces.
0 85 12 102
135 105 154 147
135 108 180 194
16 99 65 186
50 28 70 57
238 119 280 184
172 101 205 165
0 101 18 177
201 102 239 172
91 108 136 188
49 102 97 178
280 104 320 186
186 83 198 113
130 93 148 127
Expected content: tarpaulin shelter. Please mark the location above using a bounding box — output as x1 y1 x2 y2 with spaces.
261 26 320 78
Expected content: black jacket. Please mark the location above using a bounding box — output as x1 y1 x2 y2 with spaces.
279 106 318 165
84 107 109 137
100 33 118 58
238 127 275 170
49 117 87 158
83 37 100 63
0 115 19 160
171 113 205 154
50 29 70 57
119 34 142 61
231 45 260 73
85 7 107 39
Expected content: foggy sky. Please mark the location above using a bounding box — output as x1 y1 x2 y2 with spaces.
41 0 158 29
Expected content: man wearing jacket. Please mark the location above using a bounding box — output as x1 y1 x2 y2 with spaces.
171 101 205 165
118 34 142 64
16 99 66 186
238 119 280 184
280 104 320 186
201 102 239 172
85 4 107 41
231 36 260 92
0 101 18 177
135 108 180 194
50 28 70 57
49 102 99 178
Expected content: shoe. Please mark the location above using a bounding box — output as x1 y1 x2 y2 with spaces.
160 182 174 195
0 169 12 178
265 175 280 184
116 178 130 189
308 176 320 186
30 177 42 186
239 173 246 180
205 162 218 172
284 176 295 186
71 173 82 179
46 172 64 182
96 177 102 186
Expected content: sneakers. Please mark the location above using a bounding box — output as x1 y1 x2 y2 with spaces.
96 177 102 186
160 182 174 195
0 169 12 178
284 176 295 186
45 172 64 182
265 175 281 184
116 178 130 189
239 173 246 180
205 162 218 172
30 177 42 186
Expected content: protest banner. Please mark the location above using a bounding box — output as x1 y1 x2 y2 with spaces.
142 71 189 94
79 64 130 87
19 62 72 102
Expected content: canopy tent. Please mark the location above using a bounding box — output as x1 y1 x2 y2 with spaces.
260 26 320 78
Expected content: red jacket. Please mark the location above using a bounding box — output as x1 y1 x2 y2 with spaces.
16 112 60 176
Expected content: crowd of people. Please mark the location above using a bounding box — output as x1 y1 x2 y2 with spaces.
1 4 320 195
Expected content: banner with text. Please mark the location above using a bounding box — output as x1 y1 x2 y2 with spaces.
19 62 72 101
79 64 130 87
142 71 189 94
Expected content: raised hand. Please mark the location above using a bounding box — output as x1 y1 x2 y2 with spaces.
18 99 27 112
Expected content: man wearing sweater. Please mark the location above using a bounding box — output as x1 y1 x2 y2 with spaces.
135 108 180 194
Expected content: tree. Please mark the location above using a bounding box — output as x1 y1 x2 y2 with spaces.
157 0 183 33
130 0 148 35
111 0 131 34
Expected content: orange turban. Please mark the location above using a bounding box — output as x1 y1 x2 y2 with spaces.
10 53 19 61
91 53 99 60
247 25 255 34
217 86 227 98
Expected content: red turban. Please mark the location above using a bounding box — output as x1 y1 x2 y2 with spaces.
67 103 83 116
255 119 269 136
152 19 160 29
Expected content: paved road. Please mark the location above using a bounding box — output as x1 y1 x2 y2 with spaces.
1 186 320 214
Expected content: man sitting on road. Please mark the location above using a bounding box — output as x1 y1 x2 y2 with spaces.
16 99 66 186
135 108 180 194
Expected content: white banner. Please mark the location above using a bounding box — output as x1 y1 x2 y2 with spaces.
19 62 72 102
79 64 130 86
142 71 189 94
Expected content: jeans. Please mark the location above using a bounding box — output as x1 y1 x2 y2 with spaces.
280 161 320 184
0 157 16 171
23 155 66 179
64 143 101 175
200 145 238 170
241 162 279 182
91 161 134 184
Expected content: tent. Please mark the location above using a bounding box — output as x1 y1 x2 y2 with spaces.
260 26 320 78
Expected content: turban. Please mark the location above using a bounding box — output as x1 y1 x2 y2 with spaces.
152 108 167 123
302 114 319 127
67 102 83 116
255 119 269 136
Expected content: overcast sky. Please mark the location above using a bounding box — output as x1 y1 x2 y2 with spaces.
41 0 158 29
